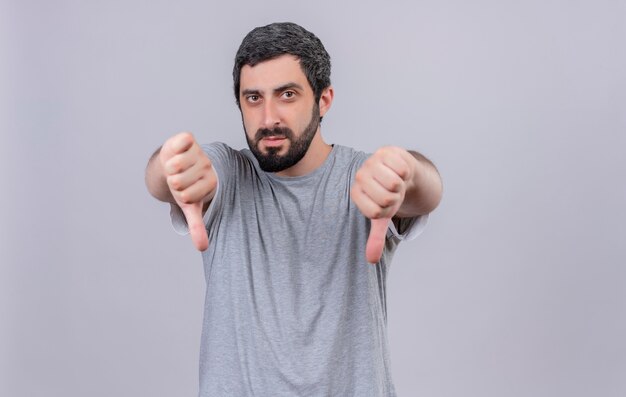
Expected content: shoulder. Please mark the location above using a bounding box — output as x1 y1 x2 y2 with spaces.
200 142 238 159
197 142 260 180
332 144 370 171
199 142 252 165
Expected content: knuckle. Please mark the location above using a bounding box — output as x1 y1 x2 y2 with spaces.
206 178 217 193
381 196 395 208
167 176 181 190
354 171 363 184
179 131 193 142
164 135 176 148
189 142 201 155
390 179 402 192
179 191 192 204
171 132 194 154
378 146 392 156
169 159 183 174
201 159 212 172
397 165 410 180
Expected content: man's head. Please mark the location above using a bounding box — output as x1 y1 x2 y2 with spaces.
233 22 331 107
233 22 333 173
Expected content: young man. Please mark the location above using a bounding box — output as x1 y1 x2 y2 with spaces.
145 22 442 396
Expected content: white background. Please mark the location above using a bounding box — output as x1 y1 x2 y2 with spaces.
2 0 625 396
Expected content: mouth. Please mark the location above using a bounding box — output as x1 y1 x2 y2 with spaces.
261 136 287 148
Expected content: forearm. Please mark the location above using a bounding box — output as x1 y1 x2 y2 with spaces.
396 151 443 217
145 147 176 204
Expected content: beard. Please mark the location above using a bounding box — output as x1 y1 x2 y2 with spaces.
245 104 320 172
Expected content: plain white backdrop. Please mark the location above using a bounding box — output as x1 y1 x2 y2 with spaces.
2 0 625 396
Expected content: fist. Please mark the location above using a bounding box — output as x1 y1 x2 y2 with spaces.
350 146 416 263
159 132 217 251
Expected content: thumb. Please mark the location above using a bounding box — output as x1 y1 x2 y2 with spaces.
366 217 390 264
180 202 209 251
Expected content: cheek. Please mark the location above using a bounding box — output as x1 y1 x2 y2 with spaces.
296 109 315 132
241 112 257 136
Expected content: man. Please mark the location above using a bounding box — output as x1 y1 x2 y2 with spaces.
145 22 442 396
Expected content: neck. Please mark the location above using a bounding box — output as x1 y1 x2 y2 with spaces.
275 128 332 177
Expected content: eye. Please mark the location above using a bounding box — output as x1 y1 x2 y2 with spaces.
282 91 296 99
246 95 260 103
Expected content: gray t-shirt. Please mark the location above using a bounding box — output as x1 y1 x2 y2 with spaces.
170 143 427 397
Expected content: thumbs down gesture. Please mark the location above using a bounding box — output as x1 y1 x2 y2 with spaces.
350 146 420 264
159 132 217 251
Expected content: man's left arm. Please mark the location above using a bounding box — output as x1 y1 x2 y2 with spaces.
394 149 443 218
350 146 443 263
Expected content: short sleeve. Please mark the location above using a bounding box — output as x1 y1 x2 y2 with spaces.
350 150 429 242
169 142 239 235
388 214 429 241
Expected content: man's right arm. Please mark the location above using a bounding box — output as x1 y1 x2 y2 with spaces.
145 132 217 251
145 146 175 204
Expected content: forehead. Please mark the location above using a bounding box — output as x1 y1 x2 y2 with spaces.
239 54 310 92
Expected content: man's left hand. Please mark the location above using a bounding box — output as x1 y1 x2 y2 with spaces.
350 146 417 264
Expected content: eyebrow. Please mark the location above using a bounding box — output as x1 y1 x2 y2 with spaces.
241 82 305 97
274 82 304 94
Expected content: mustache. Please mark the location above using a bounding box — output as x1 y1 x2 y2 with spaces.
255 127 294 143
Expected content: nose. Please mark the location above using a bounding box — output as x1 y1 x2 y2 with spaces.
261 100 280 129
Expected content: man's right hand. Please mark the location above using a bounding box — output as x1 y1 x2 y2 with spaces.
159 132 217 251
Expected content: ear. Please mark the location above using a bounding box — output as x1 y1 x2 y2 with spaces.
318 86 334 118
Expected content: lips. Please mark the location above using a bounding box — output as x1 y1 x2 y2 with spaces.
261 136 287 147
